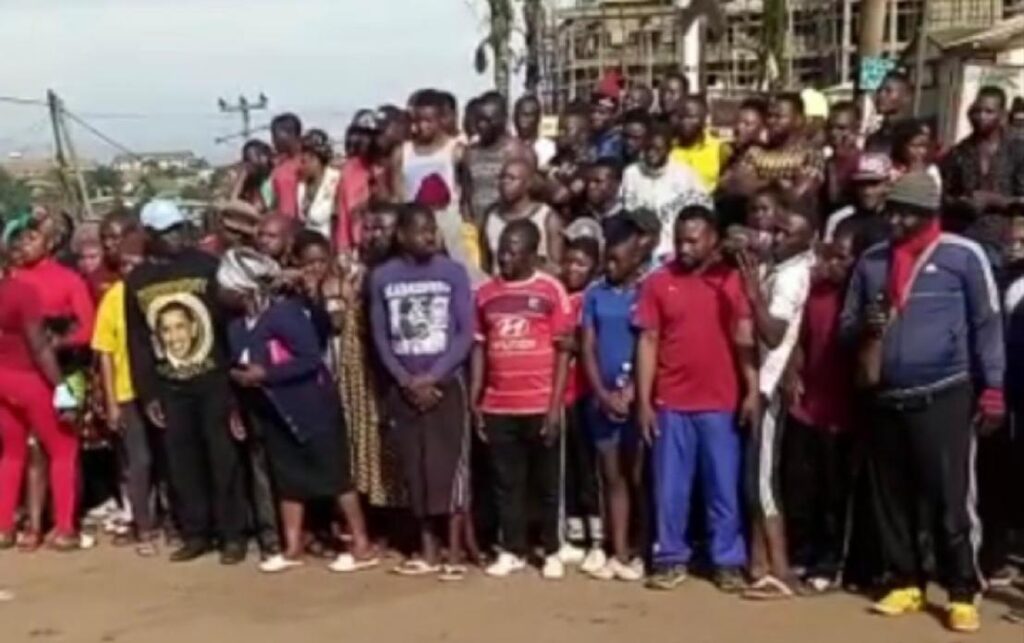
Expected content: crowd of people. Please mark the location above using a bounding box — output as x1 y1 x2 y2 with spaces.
1 69 1023 633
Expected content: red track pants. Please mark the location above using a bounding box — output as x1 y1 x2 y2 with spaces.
0 368 79 535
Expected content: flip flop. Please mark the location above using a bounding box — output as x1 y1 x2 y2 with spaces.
259 554 305 574
16 531 41 553
742 575 797 600
135 540 160 558
439 564 468 582
328 553 380 574
390 559 441 577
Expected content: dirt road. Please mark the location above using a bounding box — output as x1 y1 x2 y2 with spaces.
1 547 1020 643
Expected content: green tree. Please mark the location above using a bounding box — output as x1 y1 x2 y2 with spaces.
0 167 31 220
86 165 123 196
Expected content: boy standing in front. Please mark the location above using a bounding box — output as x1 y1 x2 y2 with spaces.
471 219 573 580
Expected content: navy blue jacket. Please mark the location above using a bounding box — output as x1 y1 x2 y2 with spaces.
840 233 1005 394
227 297 342 442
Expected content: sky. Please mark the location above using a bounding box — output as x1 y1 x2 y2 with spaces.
0 0 494 164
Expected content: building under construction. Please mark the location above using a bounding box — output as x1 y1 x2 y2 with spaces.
542 0 1009 103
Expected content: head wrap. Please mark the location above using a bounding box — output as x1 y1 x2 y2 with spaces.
217 247 281 308
2 210 34 247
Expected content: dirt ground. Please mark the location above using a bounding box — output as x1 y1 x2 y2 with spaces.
1 546 1021 643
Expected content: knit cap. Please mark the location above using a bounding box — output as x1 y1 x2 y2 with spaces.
887 170 940 212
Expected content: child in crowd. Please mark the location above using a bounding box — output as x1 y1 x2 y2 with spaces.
558 220 603 570
91 229 158 556
738 198 816 599
580 212 654 582
471 219 573 580
782 225 857 592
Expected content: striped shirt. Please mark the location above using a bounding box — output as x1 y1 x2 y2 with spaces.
475 272 573 415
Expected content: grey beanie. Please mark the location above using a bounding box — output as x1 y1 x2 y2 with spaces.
887 170 941 212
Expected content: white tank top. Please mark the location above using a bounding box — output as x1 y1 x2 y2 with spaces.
297 166 340 240
484 203 551 272
401 138 458 201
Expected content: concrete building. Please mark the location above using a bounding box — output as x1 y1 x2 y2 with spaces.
542 0 704 108
705 0 1004 96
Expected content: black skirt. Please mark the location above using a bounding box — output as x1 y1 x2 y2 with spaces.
250 395 352 502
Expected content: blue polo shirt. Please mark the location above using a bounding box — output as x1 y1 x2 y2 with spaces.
582 277 640 390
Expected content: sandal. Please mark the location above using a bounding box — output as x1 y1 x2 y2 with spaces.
742 575 797 600
135 538 160 558
390 559 441 577
16 530 42 552
439 564 468 582
259 554 304 574
49 533 80 552
328 552 380 574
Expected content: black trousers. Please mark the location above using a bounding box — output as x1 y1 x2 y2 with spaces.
162 378 246 544
977 400 1024 575
782 417 852 578
564 398 599 522
485 413 559 557
238 398 282 554
868 382 981 601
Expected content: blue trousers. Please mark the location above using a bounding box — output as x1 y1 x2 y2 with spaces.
652 410 746 568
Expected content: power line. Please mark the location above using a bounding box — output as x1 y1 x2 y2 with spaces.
61 108 144 160
0 95 47 107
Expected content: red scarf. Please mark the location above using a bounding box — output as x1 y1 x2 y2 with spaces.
888 217 941 310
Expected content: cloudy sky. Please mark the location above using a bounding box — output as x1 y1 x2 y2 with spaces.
0 0 494 163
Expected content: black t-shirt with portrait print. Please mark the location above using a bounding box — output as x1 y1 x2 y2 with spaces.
125 248 229 403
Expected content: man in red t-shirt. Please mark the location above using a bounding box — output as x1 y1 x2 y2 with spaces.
635 205 759 591
471 219 572 580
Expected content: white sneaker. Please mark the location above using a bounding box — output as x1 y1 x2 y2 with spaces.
588 516 604 542
558 542 585 565
542 554 565 580
566 517 585 542
485 552 526 578
589 557 644 582
580 547 607 575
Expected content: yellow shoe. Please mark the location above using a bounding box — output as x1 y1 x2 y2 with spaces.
871 587 924 616
947 602 980 633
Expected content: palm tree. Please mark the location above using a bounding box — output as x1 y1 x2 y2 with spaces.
474 0 514 97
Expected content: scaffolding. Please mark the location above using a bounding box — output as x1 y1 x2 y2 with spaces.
540 0 1008 107
705 0 1004 95
541 0 687 109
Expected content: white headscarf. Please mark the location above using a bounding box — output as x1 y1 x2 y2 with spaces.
217 247 281 308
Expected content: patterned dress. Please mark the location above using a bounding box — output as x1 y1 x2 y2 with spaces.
333 279 405 507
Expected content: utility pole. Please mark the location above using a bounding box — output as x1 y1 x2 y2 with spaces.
47 89 94 220
857 0 888 133
218 93 269 140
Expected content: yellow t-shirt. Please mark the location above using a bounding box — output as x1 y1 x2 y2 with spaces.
90 281 135 403
670 132 723 190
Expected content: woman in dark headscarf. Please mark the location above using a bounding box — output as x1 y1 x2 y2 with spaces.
218 247 377 574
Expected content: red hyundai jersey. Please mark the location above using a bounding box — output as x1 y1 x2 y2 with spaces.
475 271 573 415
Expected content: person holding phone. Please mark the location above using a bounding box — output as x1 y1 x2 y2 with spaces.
840 171 1005 634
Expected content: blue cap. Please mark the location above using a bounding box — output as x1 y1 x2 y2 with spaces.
140 199 187 232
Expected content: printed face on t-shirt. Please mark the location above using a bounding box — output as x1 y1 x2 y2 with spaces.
385 280 452 357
